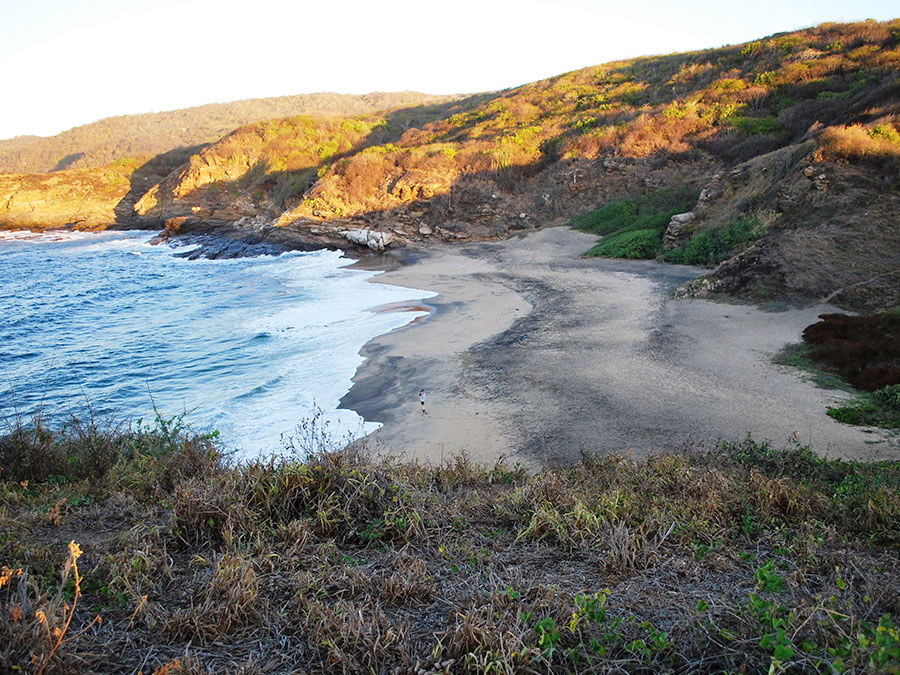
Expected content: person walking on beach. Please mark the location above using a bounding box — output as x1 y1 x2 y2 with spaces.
419 388 426 414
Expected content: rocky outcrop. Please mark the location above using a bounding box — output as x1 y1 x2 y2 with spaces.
675 146 900 312
663 172 725 247
342 229 394 251
677 238 784 299
0 166 134 230
662 212 696 247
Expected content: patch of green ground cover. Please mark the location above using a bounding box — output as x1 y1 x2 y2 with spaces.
574 189 764 265
2 415 900 673
585 227 665 259
772 343 858 392
828 384 900 429
573 186 697 259
663 217 765 267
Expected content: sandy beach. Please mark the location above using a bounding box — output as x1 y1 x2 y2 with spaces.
341 227 898 466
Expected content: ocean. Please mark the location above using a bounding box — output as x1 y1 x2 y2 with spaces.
0 229 434 458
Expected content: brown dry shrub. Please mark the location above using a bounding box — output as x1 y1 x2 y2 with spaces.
619 113 701 157
871 46 900 68
774 62 813 85
745 470 821 521
419 151 457 175
299 596 411 673
736 85 770 110
164 553 260 641
802 313 900 390
375 556 433 606
0 545 101 675
506 100 542 124
807 54 846 77
561 127 622 159
339 153 393 204
668 61 715 87
398 127 433 147
0 567 64 672
819 122 900 162
841 20 897 49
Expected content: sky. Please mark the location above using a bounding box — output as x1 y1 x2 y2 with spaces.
1 0 898 140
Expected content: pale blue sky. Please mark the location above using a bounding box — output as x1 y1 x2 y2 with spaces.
1 0 897 140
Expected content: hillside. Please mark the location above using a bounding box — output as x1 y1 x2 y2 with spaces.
0 92 460 173
2 20 899 311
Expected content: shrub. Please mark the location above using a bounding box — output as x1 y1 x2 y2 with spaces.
827 387 900 429
664 218 763 267
802 313 900 391
585 227 664 259
873 384 900 411
870 123 900 144
820 122 900 162
731 116 783 136
573 186 697 236
0 412 222 486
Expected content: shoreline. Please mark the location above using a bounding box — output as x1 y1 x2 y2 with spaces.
340 240 532 464
341 227 898 466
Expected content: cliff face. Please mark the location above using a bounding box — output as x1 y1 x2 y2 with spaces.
1 20 898 309
0 163 135 230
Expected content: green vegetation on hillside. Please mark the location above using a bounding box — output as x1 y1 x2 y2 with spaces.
572 187 697 259
572 188 765 266
2 416 899 672
662 217 765 266
0 92 460 173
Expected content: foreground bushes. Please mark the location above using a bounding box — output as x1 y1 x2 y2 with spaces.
1 418 899 673
802 313 900 392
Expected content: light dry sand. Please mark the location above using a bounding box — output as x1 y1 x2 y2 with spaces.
340 227 898 466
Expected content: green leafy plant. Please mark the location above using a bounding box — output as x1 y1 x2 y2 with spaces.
664 217 763 266
576 187 698 260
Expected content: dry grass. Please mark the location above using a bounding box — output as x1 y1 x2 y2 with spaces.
820 120 900 163
1 416 899 673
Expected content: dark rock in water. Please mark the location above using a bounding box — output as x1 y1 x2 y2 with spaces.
173 234 292 260
149 218 348 260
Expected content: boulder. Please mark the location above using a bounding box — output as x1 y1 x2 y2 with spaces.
343 228 393 251
663 212 696 248
696 172 724 207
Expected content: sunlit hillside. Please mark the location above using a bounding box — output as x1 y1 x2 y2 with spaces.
2 19 898 310
0 92 461 173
